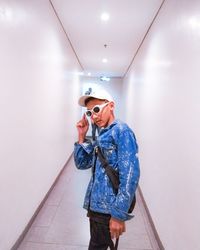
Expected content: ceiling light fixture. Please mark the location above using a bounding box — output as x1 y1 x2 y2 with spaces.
100 76 110 82
101 12 110 21
102 58 108 63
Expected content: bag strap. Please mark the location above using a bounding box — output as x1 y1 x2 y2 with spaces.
95 146 109 169
115 238 119 250
95 146 120 192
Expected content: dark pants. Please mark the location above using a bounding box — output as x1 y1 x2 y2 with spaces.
88 210 115 250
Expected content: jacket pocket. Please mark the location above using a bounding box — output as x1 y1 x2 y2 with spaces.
101 143 117 165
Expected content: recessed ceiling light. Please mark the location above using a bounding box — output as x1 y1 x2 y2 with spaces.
87 72 91 76
102 58 108 63
101 12 110 21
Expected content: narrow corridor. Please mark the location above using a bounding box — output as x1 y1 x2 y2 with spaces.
17 156 160 250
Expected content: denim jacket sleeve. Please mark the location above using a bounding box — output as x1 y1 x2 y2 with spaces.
110 128 140 221
74 139 94 170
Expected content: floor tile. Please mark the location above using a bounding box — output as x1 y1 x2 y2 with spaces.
22 226 49 243
18 242 88 250
32 205 58 227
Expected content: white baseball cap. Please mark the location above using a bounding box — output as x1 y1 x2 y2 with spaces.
78 89 114 107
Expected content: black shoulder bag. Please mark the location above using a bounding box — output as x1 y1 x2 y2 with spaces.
95 146 136 213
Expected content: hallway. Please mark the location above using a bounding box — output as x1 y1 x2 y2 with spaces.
17 156 160 250
1 0 200 249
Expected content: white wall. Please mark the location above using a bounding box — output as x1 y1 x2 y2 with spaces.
0 1 82 249
122 0 200 249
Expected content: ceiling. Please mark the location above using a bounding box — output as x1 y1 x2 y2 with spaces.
50 0 163 78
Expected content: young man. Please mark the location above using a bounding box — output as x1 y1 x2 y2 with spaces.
74 90 140 250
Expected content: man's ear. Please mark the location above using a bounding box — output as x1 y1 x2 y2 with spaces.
109 101 115 111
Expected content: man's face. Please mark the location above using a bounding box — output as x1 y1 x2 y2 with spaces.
86 98 114 128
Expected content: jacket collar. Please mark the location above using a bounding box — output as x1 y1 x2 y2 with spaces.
99 119 119 134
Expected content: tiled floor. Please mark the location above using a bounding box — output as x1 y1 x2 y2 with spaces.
17 156 160 250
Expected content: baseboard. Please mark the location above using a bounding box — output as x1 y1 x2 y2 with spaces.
11 153 73 250
138 186 165 250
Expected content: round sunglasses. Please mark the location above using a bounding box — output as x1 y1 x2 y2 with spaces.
85 102 110 117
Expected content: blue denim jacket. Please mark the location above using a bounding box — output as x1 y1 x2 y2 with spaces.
74 119 140 221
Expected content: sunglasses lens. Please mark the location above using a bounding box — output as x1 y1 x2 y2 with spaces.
93 106 100 113
86 111 92 117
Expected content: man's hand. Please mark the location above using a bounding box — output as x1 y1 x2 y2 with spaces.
109 217 126 239
76 114 89 143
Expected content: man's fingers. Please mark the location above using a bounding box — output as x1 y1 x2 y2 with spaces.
83 113 88 122
111 232 119 239
76 115 89 128
110 228 123 239
109 219 125 239
76 121 83 128
84 114 89 125
81 114 88 125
